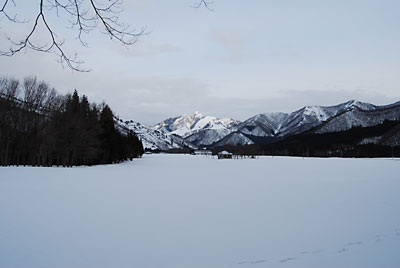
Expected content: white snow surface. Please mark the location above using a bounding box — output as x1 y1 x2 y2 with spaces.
1 155 400 268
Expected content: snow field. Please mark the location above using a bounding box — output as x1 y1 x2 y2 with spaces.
1 154 400 268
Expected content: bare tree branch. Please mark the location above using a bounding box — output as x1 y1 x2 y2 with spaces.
192 0 214 11
0 0 26 22
0 0 213 72
89 0 146 45
0 0 147 71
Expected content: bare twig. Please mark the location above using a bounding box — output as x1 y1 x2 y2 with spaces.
192 0 214 11
1 0 86 71
0 0 26 22
0 0 147 71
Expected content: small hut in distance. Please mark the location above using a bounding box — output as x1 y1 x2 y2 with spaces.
218 151 233 159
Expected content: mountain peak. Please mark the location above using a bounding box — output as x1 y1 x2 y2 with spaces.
343 100 376 111
153 112 240 138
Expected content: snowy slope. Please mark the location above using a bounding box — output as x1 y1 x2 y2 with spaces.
315 102 400 134
185 128 232 147
233 113 289 137
213 132 255 147
118 120 196 150
153 112 239 138
213 100 397 147
251 100 375 137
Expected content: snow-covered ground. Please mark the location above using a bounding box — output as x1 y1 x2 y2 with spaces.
1 155 400 268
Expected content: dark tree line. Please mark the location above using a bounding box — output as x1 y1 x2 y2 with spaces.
0 76 143 166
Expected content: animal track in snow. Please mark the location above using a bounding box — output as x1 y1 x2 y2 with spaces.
279 257 296 263
250 260 266 264
394 229 400 236
238 260 266 265
375 234 385 243
346 241 362 246
237 227 399 266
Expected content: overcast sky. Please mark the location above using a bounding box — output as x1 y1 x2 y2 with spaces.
1 0 400 125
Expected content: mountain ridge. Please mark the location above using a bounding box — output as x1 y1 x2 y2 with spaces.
120 100 400 150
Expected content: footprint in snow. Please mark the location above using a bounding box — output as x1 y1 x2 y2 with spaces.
375 235 385 243
250 260 266 264
300 249 323 255
346 241 362 246
279 257 296 263
238 260 266 265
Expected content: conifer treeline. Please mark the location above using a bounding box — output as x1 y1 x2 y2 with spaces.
0 76 144 166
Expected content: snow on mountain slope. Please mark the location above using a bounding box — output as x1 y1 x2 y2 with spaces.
153 112 203 137
214 104 343 147
236 100 378 138
274 100 378 137
185 128 232 147
343 100 377 111
213 132 254 147
233 113 288 137
276 105 337 137
118 120 196 150
212 100 398 147
153 112 240 138
119 100 400 150
316 102 400 134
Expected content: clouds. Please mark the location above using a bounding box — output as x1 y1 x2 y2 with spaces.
98 76 400 125
114 38 182 58
209 29 247 62
1 0 400 125
81 75 211 125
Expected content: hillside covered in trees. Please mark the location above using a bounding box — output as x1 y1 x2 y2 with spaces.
212 119 400 158
0 77 143 166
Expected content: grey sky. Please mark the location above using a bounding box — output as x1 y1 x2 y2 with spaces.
1 0 399 125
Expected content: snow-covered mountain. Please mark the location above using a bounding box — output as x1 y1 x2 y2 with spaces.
185 128 233 147
212 100 400 147
273 100 376 137
120 100 400 150
315 101 400 134
152 112 240 140
242 100 375 137
117 120 196 150
213 132 255 147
